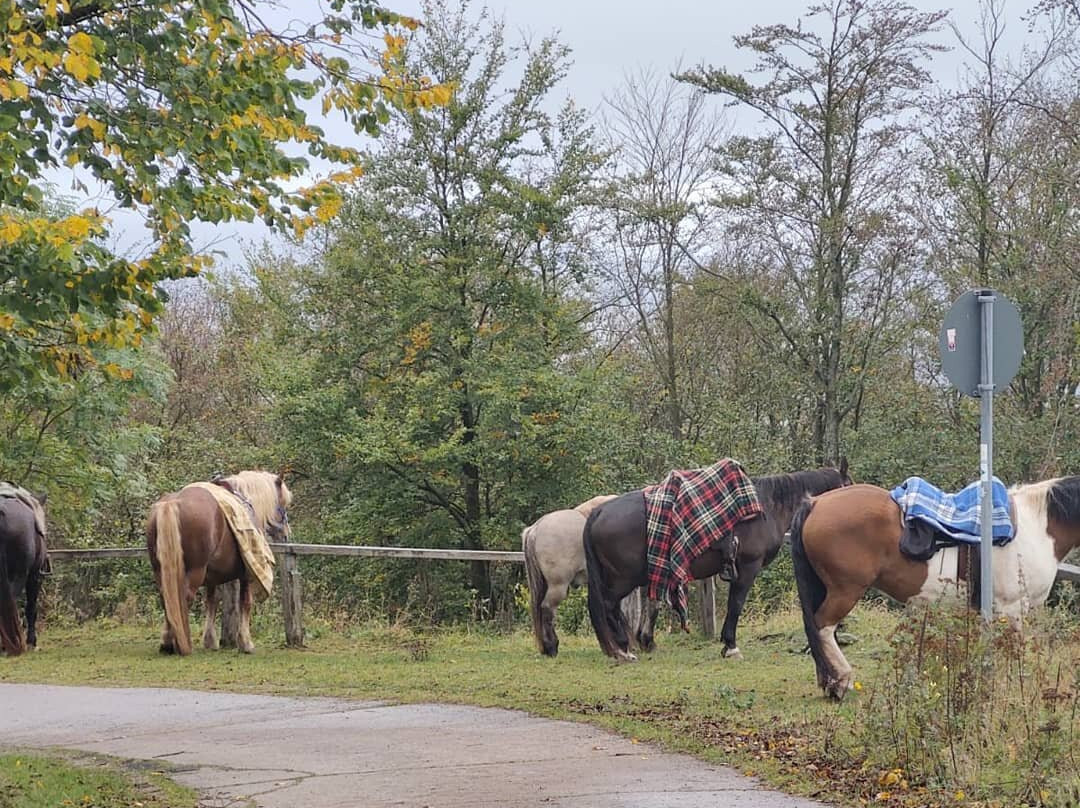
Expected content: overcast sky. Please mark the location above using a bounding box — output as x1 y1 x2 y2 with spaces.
63 0 1047 269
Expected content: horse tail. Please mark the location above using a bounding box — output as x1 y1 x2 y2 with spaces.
521 523 549 654
0 531 27 656
789 498 828 685
150 500 192 656
583 508 620 658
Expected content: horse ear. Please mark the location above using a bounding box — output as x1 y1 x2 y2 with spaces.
275 474 284 488
839 457 849 477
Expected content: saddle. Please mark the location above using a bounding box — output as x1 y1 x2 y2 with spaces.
900 520 981 608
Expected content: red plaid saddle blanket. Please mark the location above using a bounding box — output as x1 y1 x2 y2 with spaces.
643 459 762 625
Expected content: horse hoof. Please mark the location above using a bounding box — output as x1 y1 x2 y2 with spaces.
239 645 255 655
159 643 176 655
722 646 743 660
615 651 638 663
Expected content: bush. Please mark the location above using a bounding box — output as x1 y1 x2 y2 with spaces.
848 602 1080 807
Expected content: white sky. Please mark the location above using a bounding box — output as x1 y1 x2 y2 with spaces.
53 0 1046 270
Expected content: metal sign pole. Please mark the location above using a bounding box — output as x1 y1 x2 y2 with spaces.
978 290 995 621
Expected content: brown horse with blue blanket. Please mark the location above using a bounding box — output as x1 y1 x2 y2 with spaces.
790 476 1080 699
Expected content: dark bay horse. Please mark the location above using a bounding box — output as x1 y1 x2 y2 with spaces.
790 477 1080 700
637 463 852 658
147 471 291 656
0 490 48 656
585 462 851 661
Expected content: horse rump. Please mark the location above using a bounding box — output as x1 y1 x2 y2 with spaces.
788 498 830 689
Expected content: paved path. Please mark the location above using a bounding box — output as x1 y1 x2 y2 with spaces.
0 684 824 807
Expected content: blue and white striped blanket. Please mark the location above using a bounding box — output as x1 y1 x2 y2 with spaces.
890 477 1014 545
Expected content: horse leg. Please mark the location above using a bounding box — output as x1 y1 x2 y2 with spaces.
720 557 763 659
604 586 636 662
635 598 660 652
236 578 256 654
814 586 864 699
202 584 220 650
540 582 568 657
24 569 41 650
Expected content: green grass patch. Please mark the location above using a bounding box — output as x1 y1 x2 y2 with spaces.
3 605 1078 807
0 751 198 808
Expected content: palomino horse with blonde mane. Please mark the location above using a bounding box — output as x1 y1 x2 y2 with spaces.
147 471 291 656
522 495 617 656
790 476 1080 700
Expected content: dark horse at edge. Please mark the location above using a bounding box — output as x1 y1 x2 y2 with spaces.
584 462 851 660
0 492 48 656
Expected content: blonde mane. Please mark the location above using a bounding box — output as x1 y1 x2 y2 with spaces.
224 470 292 529
1008 477 1057 524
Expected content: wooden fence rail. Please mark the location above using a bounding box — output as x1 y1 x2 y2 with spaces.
46 547 1080 647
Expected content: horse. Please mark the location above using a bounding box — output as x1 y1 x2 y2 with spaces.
789 476 1080 700
522 494 618 656
584 460 852 661
0 488 48 656
636 463 852 659
146 470 291 656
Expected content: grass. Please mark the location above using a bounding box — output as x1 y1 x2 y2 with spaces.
3 603 1079 807
0 751 199 808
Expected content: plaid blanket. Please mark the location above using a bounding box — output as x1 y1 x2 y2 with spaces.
890 476 1013 545
643 459 762 626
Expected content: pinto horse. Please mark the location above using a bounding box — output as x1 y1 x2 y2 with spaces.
147 470 291 656
790 476 1080 700
522 495 618 656
0 491 48 656
584 461 851 661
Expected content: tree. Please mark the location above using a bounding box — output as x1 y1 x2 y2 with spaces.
0 0 447 387
599 68 726 455
921 0 1080 477
679 0 946 464
264 0 605 608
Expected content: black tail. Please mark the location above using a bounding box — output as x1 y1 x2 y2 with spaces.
788 498 829 688
0 539 26 656
583 508 622 658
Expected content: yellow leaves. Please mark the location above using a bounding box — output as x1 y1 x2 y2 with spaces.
0 217 24 244
530 411 561 426
878 768 905 788
102 363 134 381
63 51 100 82
63 32 101 82
314 196 342 223
0 312 15 331
67 32 94 56
402 322 433 365
0 78 28 101
74 113 106 139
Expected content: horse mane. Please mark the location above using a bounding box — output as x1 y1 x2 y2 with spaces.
1047 475 1080 525
751 468 845 512
223 470 291 528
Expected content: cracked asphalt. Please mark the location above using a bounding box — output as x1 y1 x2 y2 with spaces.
0 684 825 807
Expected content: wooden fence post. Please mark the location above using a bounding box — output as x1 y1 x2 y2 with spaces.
699 577 716 638
280 548 304 648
